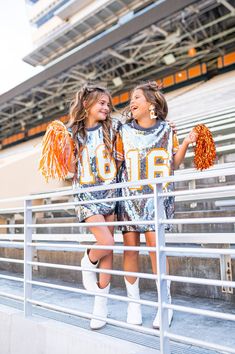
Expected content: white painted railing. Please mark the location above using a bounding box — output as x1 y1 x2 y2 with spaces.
0 167 235 353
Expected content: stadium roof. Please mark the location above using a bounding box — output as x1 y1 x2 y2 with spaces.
0 0 235 141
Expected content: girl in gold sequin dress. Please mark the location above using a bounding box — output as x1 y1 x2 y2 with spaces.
116 82 198 328
65 84 122 330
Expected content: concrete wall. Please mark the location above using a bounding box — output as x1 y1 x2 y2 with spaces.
0 304 156 354
0 137 69 209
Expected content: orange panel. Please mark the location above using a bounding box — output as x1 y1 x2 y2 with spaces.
163 75 174 87
175 70 187 83
188 65 201 79
223 52 235 66
28 127 36 137
112 96 120 106
120 92 129 103
8 136 15 144
16 133 24 141
188 47 197 57
202 63 207 74
217 56 223 69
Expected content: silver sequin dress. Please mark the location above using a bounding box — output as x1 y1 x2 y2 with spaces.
117 119 179 232
73 119 121 222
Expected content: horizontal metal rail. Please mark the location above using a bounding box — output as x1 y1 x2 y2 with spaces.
27 243 158 252
164 217 235 224
25 243 235 256
4 184 234 214
29 193 154 212
165 332 235 354
27 261 158 280
26 220 154 228
27 299 159 337
163 275 235 288
0 292 24 302
161 247 235 255
0 257 24 264
22 216 235 229
1 232 235 244
165 303 235 322
28 280 158 307
0 241 24 246
0 225 24 229
0 274 23 282
161 184 235 197
0 167 235 203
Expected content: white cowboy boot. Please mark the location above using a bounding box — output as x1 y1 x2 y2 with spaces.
125 278 142 325
90 283 110 330
81 250 99 291
153 280 173 329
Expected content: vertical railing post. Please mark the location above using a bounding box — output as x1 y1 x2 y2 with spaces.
24 199 33 316
153 183 170 354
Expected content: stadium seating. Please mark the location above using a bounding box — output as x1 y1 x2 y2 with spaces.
0 71 235 301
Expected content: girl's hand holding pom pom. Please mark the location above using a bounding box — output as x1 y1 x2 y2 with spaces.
185 130 198 145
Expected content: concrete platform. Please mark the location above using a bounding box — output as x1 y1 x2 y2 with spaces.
0 275 235 353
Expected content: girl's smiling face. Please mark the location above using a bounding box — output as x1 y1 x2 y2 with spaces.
88 94 111 123
130 89 151 121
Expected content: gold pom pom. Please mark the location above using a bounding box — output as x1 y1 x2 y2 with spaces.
193 124 216 170
39 120 75 181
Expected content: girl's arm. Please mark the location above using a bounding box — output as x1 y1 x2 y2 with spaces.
64 136 76 173
173 130 198 169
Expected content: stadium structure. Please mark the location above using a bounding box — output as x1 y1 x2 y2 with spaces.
0 1 235 353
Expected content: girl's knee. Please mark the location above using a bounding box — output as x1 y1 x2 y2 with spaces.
101 236 114 253
107 237 115 247
124 250 139 261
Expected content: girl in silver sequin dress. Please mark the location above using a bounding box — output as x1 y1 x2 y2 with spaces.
116 82 198 328
65 84 122 330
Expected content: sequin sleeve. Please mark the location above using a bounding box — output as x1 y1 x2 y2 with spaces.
173 132 179 154
114 132 124 161
112 118 124 161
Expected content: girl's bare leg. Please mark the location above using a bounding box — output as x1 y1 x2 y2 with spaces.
85 214 114 329
123 232 140 283
97 213 115 288
123 231 142 325
85 214 114 263
145 231 169 274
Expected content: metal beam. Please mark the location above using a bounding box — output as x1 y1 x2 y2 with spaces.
0 0 198 106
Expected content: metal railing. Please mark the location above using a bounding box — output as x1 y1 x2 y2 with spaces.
0 167 235 353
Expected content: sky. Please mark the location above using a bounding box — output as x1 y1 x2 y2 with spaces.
0 0 42 95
